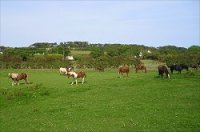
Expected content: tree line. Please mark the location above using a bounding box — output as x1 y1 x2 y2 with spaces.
0 42 199 69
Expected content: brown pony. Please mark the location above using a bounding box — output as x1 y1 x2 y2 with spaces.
95 66 104 72
118 66 129 78
135 64 147 73
191 64 198 70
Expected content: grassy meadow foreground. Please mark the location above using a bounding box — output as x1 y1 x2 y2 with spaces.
0 69 200 131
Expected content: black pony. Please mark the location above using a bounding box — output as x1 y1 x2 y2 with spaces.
170 64 189 74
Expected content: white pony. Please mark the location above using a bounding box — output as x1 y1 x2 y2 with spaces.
59 67 67 75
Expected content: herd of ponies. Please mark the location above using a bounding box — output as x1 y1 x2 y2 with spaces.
8 63 199 86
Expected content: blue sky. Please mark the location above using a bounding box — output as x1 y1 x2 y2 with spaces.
0 0 199 48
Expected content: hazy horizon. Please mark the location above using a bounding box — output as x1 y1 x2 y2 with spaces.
0 42 200 49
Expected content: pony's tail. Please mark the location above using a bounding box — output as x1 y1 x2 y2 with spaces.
118 69 120 75
118 70 121 78
26 74 30 84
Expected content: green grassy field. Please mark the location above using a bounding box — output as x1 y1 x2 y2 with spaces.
0 69 200 131
71 50 91 55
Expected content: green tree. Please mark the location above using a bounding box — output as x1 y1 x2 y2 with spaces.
188 45 200 54
90 48 104 58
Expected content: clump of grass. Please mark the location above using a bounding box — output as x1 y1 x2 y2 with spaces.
39 90 50 96
184 70 195 77
30 83 50 96
33 108 39 112
1 83 50 101
14 90 24 97
28 83 42 91
2 90 8 95
6 92 14 100
5 90 26 100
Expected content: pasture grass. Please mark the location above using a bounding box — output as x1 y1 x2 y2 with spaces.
70 50 91 55
0 69 200 131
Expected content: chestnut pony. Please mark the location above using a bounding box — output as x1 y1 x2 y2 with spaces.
118 66 129 78
135 64 147 73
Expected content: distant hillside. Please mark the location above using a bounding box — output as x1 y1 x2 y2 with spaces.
0 42 199 69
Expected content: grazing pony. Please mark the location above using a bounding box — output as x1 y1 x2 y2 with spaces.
95 66 104 72
118 66 129 78
66 66 74 72
8 73 28 86
135 64 147 73
59 67 67 75
66 71 86 85
170 64 189 74
191 64 198 70
180 64 189 71
158 65 170 78
170 64 182 74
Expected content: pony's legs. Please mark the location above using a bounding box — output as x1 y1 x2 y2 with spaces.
118 72 121 78
168 74 170 78
24 78 28 84
12 81 14 86
82 77 85 84
71 80 74 85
